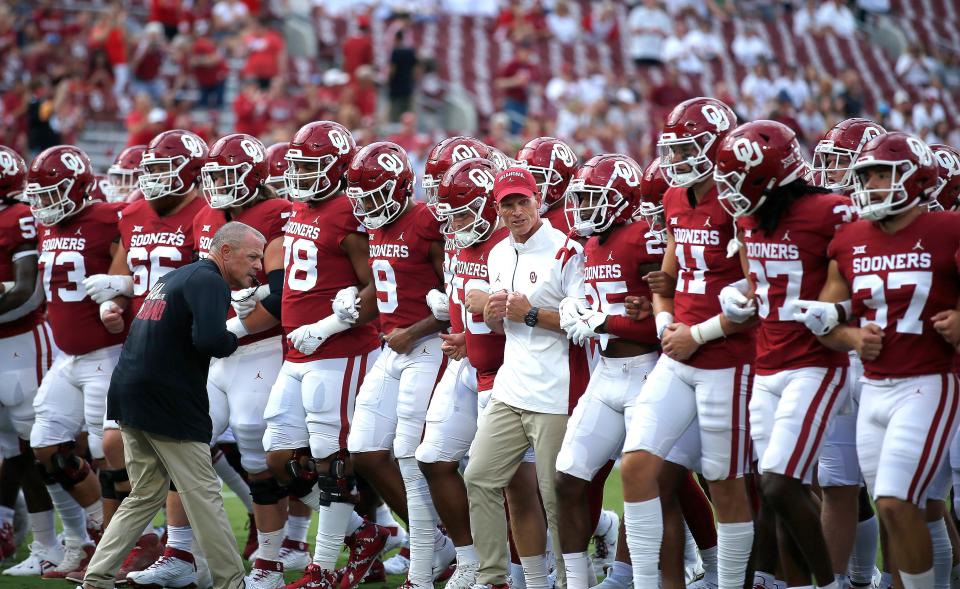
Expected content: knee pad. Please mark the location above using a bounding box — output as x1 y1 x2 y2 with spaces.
316 451 354 506
284 448 319 500
249 477 288 505
99 470 117 500
46 443 91 490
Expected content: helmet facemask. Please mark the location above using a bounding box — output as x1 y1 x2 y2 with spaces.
714 169 767 218
852 162 919 221
637 200 666 240
283 150 338 202
423 173 442 219
138 154 190 200
529 162 566 212
201 161 257 209
564 177 626 238
26 179 79 226
812 141 856 190
436 196 492 248
657 131 716 187
347 179 404 229
105 165 140 202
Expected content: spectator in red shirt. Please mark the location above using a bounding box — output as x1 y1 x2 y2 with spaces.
149 0 182 40
242 18 286 89
495 43 538 134
233 79 268 137
342 15 374 79
190 33 228 109
90 10 130 112
131 22 168 104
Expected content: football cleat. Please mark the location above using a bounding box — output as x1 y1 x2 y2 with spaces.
41 541 93 579
432 534 457 581
279 538 311 573
339 521 390 589
245 557 285 589
116 532 164 583
285 563 338 589
0 520 15 559
362 558 386 584
2 540 62 576
383 548 410 575
591 510 619 572
444 560 479 589
125 547 197 588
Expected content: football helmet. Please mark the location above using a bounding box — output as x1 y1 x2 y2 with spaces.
422 136 490 217
284 121 356 202
104 145 146 202
139 129 208 200
812 118 886 191
346 141 414 230
488 146 523 173
435 158 499 248
0 145 27 202
637 158 669 240
564 154 643 237
201 134 268 209
714 120 810 218
657 97 737 187
26 145 95 225
928 143 960 211
851 132 938 221
516 137 578 211
265 142 291 198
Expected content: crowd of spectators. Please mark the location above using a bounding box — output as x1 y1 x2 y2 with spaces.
0 0 957 170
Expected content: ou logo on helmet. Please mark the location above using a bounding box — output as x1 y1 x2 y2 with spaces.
240 139 265 163
452 144 480 162
180 134 205 158
907 137 934 166
934 148 960 176
0 151 17 177
731 138 763 168
468 168 495 191
860 125 883 147
60 152 86 176
701 104 730 132
328 129 351 155
613 159 640 187
378 152 406 175
552 143 576 168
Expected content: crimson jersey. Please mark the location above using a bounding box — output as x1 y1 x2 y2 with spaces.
367 202 444 336
583 220 663 346
543 204 573 236
281 196 379 362
450 227 509 392
829 211 960 379
0 203 43 337
193 197 292 346
118 196 205 319
664 185 755 369
38 202 126 355
739 193 852 374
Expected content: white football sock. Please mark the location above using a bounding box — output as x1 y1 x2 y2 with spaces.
84 500 104 530
346 510 364 537
609 561 633 584
45 484 88 544
562 551 590 589
399 457 438 586
683 521 699 568
29 509 57 547
455 544 479 565
376 503 400 528
849 516 879 585
313 501 353 569
928 519 952 589
701 546 718 584
595 509 617 537
510 562 527 589
212 455 254 514
520 554 550 589
624 498 662 589
166 524 193 552
901 568 935 589
257 528 284 562
285 514 311 544
717 521 754 589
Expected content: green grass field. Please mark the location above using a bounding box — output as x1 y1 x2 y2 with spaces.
0 470 626 588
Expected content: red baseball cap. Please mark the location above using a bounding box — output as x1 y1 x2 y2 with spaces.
493 167 538 204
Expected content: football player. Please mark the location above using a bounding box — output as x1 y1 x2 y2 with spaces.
0 145 60 576
811 118 887 589
258 121 387 589
264 142 291 198
714 120 851 589
421 136 491 218
102 145 146 203
619 97 756 589
344 141 454 589
516 137 579 233
928 144 960 212
26 145 126 579
554 154 662 589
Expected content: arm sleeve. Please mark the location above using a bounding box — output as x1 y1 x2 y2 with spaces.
260 268 283 319
604 314 659 345
184 269 239 358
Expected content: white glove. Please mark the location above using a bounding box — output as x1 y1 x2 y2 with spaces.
99 300 123 321
792 300 841 336
83 274 134 304
563 308 608 345
225 316 249 338
718 283 756 324
331 286 360 323
559 296 587 330
426 289 450 321
231 284 269 319
287 315 353 356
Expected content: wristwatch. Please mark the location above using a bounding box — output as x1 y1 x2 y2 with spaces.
524 307 540 327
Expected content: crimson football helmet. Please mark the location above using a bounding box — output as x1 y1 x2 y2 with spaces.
851 132 938 221
422 136 491 217
284 121 356 202
0 145 27 202
564 154 643 237
812 118 887 191
201 134 268 209
104 145 146 202
928 143 960 212
637 158 670 240
346 141 414 229
139 129 208 200
657 97 737 187
26 145 95 225
516 137 578 211
265 142 291 198
488 146 522 173
435 158 499 248
714 121 811 218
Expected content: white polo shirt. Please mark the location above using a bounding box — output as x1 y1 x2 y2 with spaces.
487 219 586 415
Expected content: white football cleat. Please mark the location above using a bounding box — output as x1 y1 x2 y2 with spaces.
278 539 311 573
125 547 197 588
432 534 457 581
2 540 63 576
384 551 410 576
444 560 479 589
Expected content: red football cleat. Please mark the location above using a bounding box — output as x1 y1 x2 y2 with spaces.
338 521 390 589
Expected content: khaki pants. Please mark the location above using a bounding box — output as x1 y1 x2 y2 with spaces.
464 398 569 585
83 426 245 589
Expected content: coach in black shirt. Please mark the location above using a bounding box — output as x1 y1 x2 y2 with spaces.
82 222 265 589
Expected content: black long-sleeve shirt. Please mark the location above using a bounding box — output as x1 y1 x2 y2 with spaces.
107 259 238 443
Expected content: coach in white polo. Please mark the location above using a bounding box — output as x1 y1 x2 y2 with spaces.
465 167 589 589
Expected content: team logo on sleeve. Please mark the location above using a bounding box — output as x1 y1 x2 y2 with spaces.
60 152 86 175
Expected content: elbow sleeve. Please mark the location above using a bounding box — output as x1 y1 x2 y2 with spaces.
260 269 284 319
